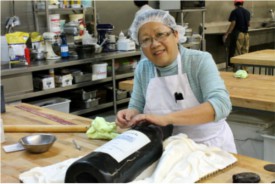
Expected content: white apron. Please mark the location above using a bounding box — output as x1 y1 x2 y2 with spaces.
144 54 237 153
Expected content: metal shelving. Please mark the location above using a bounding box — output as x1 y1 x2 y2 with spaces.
169 8 206 51
1 51 141 115
32 0 96 33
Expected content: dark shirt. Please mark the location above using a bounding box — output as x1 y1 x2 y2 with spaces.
229 7 250 33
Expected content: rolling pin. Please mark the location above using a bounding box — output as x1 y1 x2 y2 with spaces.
4 125 90 133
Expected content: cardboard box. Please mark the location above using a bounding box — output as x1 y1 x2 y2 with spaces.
118 80 134 91
33 75 55 90
55 74 73 87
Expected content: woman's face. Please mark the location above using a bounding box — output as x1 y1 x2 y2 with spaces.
138 22 179 67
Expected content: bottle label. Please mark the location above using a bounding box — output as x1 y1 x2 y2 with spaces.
94 130 151 163
61 46 69 52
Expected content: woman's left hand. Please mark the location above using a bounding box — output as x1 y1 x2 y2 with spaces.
129 114 169 127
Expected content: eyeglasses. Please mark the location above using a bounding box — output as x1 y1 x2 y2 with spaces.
139 31 174 48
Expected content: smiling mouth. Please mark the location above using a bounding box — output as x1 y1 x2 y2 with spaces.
153 49 165 56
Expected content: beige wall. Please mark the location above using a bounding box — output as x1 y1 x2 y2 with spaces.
1 1 274 64
2 1 274 35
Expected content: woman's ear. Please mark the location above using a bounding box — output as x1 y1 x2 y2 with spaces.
173 31 180 42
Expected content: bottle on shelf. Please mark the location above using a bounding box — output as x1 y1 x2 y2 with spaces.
65 122 173 183
60 33 69 58
24 47 31 65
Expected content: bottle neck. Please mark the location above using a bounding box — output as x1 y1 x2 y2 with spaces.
132 122 173 141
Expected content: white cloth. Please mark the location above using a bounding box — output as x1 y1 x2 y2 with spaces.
19 134 236 183
133 133 237 183
143 54 236 153
19 157 81 183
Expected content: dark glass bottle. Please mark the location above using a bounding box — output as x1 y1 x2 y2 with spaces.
65 122 173 183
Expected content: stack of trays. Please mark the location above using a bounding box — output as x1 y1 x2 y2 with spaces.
70 89 99 109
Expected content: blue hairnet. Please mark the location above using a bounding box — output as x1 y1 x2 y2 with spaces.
129 9 186 45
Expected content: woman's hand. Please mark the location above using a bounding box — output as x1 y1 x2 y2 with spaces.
116 109 140 128
129 114 169 127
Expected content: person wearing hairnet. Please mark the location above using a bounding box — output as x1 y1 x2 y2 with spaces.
116 9 236 153
223 0 250 70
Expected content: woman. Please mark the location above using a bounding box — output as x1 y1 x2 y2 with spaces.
116 9 237 153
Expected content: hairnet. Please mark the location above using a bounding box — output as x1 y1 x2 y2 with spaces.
129 9 186 45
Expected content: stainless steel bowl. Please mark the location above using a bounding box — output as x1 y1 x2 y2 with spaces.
20 134 56 153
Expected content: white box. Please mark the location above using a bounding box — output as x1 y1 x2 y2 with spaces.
117 39 136 51
92 63 107 81
55 74 73 87
33 76 55 90
29 97 71 113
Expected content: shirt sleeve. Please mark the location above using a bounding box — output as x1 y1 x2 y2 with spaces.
128 60 147 113
195 52 232 122
228 10 236 22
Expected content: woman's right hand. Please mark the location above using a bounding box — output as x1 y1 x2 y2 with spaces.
116 109 140 129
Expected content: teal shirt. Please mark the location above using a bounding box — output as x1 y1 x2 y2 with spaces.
129 45 232 122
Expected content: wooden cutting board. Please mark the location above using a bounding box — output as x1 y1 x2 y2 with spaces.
2 103 92 132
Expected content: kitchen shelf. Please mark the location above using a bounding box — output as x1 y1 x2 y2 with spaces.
1 51 141 115
32 0 96 33
5 77 113 102
71 101 114 115
70 98 130 115
34 8 85 15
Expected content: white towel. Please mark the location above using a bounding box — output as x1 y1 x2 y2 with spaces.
133 133 237 183
19 157 80 183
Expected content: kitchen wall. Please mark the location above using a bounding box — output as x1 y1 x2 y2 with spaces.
1 1 274 64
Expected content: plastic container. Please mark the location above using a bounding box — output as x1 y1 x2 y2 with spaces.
29 97 71 113
227 109 274 160
48 14 61 35
262 127 275 162
92 63 108 80
70 89 97 100
75 45 95 59
73 73 92 83
73 98 99 109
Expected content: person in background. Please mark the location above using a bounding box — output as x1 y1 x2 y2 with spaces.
223 0 250 70
116 9 237 153
133 0 153 16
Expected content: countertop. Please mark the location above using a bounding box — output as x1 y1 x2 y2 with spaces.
1 103 275 183
230 49 275 67
119 71 275 112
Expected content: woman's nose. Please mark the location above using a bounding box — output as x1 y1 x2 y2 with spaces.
151 38 161 47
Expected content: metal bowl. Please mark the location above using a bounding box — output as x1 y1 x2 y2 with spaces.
20 134 56 153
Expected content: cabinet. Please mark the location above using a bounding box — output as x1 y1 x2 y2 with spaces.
1 51 141 116
169 8 206 51
32 0 96 35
